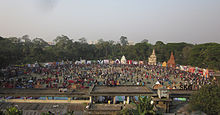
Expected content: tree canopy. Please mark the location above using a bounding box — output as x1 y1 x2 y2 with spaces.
0 35 220 70
189 83 220 115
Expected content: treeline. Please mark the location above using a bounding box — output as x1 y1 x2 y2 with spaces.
0 35 220 70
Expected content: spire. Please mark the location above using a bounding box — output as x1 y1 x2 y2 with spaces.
148 49 157 65
170 52 174 60
152 49 155 55
167 51 175 67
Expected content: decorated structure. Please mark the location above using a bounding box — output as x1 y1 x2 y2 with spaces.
121 55 126 64
148 49 157 65
167 52 175 68
162 62 167 67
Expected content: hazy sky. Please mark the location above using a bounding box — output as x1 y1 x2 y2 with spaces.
0 0 220 44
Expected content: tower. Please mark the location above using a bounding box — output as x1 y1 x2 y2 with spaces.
167 52 175 68
148 49 157 65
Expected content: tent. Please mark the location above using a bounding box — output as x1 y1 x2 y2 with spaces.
110 60 115 64
127 60 132 64
133 61 138 65
203 69 209 78
104 60 109 64
98 60 104 64
87 60 92 64
180 65 184 71
75 61 81 64
81 60 86 64
139 61 144 65
61 60 64 65
162 62 167 67
189 67 195 73
155 81 160 85
115 59 120 64
27 64 31 67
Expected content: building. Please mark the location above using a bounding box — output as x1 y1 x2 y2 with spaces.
88 40 99 45
148 49 157 65
47 42 55 45
167 52 176 68
128 41 135 45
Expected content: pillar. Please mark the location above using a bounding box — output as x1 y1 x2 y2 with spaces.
113 96 116 104
166 102 170 113
68 97 71 102
126 96 129 104
89 96 93 103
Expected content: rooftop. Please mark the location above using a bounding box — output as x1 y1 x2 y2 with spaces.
90 85 156 96
0 88 89 97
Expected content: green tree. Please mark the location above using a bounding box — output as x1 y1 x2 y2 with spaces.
135 96 155 115
120 36 128 46
189 83 220 115
154 41 166 62
78 37 87 44
134 43 152 60
188 43 220 70
65 111 74 115
32 38 49 47
0 110 4 115
141 39 148 43
5 106 22 115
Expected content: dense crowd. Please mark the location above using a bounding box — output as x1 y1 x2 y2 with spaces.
0 63 214 90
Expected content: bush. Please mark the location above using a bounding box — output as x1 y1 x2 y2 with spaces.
189 83 220 115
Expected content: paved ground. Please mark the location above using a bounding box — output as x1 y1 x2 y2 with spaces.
18 66 184 89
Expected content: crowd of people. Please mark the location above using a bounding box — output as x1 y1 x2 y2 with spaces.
0 62 215 90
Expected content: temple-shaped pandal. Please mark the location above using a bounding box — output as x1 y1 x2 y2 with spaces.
121 55 126 64
167 52 175 68
148 49 157 65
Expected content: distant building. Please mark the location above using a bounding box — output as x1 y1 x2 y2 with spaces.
128 41 135 45
47 42 55 45
88 40 98 45
148 49 157 65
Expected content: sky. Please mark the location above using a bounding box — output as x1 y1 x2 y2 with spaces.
0 0 220 44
